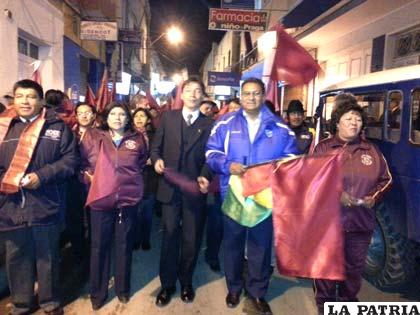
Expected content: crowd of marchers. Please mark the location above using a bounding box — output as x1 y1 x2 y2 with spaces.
0 77 391 315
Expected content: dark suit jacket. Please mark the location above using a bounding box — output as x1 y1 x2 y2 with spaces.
150 110 213 203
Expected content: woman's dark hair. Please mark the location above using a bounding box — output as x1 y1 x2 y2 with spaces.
100 102 134 132
227 97 240 105
45 89 66 108
74 102 97 115
330 93 366 134
132 107 155 132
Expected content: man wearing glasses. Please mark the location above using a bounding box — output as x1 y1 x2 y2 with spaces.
61 102 97 262
74 102 97 142
206 78 297 315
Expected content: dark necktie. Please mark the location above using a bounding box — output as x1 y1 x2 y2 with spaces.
186 114 193 126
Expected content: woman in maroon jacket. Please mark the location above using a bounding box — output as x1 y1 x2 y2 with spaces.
80 102 147 310
313 94 392 315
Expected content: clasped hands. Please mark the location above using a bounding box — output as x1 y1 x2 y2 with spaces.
341 191 375 209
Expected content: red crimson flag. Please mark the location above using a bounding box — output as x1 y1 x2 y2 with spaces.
145 90 160 111
109 79 116 103
265 78 280 112
271 24 320 86
271 154 345 280
85 144 118 210
96 68 110 113
171 81 184 110
85 84 96 107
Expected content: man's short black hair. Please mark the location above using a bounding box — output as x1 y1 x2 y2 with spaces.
75 102 97 115
181 76 205 93
13 79 44 99
45 89 66 107
241 78 265 94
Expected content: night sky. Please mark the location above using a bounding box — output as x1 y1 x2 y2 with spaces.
149 0 225 76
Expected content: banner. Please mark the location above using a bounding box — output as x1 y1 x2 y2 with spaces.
209 8 267 32
208 71 241 86
80 21 118 41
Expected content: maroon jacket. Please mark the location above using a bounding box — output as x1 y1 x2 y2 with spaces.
314 136 392 232
80 128 147 211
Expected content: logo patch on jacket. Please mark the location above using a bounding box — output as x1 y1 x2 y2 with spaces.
44 129 61 140
300 134 311 140
265 129 273 138
361 154 373 166
124 140 137 150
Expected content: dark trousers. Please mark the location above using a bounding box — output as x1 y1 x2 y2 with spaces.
205 193 223 264
63 178 87 257
89 206 136 305
4 224 61 314
159 192 206 288
314 231 373 313
223 215 273 299
135 194 155 246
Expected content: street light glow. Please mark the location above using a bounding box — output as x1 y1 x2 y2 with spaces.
166 26 183 44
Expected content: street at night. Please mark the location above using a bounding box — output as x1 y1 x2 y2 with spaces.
1 1 420 315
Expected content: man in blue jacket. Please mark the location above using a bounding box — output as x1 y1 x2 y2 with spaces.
206 78 297 315
0 80 78 315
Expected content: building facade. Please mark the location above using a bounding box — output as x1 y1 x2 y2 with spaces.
0 0 64 95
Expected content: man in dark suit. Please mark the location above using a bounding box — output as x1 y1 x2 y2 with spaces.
150 77 213 307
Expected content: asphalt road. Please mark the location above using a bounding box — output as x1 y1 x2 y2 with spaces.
1 217 419 315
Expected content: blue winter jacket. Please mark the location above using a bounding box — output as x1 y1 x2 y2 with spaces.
206 105 298 198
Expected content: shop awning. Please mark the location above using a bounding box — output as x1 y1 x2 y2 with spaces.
241 61 264 81
281 0 341 28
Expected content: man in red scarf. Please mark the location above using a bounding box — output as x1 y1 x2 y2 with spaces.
0 80 78 315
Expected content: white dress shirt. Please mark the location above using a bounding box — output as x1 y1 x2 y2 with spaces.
182 108 200 125
243 111 262 144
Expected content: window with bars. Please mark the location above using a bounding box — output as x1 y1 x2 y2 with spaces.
394 28 420 59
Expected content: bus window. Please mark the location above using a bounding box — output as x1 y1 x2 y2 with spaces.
354 93 384 140
410 88 420 144
321 95 336 137
385 91 402 143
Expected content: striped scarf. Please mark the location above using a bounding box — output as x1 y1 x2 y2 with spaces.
0 107 46 194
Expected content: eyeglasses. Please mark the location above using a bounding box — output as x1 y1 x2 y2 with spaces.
242 91 263 98
76 112 93 117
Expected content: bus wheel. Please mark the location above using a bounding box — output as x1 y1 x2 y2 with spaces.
363 203 416 289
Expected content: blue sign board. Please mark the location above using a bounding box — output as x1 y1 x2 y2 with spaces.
221 0 255 10
208 71 241 86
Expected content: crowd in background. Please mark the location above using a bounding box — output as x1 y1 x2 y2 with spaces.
0 78 391 315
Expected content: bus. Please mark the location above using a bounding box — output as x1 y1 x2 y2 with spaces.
320 64 420 289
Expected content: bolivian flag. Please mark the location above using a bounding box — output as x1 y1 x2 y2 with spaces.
222 163 273 228
221 160 291 227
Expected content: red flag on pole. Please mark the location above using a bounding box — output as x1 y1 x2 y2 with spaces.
265 78 279 112
96 68 110 113
171 81 184 110
109 79 116 103
145 90 160 111
271 154 345 280
31 61 42 85
270 24 320 86
239 154 345 280
85 84 96 107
